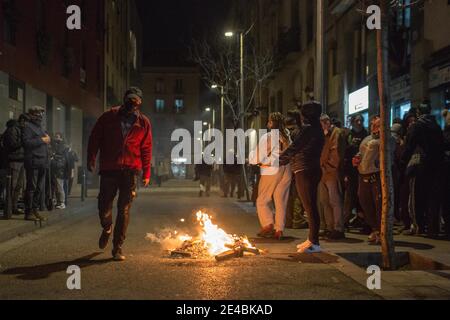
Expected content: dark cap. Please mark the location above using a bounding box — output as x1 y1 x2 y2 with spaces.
124 87 143 100
301 101 322 122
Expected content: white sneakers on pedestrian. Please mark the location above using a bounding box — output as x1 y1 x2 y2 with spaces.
296 240 322 254
56 204 66 210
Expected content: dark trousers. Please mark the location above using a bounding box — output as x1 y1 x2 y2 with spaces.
224 173 239 197
98 170 137 250
295 168 322 245
409 168 442 234
399 177 411 229
9 162 25 212
343 174 361 223
24 167 46 213
358 173 382 232
199 174 211 195
443 161 450 235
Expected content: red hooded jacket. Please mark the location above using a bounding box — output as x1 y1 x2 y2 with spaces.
88 106 153 180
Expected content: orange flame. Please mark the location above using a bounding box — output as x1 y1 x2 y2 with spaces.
195 211 235 255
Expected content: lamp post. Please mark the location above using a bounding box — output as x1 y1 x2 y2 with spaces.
211 84 224 137
225 27 253 202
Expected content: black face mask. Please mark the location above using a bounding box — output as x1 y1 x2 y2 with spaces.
30 114 43 124
123 98 141 114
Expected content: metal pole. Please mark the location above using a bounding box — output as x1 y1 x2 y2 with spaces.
81 168 86 202
4 170 12 219
316 0 326 109
220 86 224 135
239 32 250 201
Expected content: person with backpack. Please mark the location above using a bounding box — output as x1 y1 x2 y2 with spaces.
51 133 69 209
2 115 26 216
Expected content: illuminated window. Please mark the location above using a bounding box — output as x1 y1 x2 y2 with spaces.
155 99 165 113
174 99 184 113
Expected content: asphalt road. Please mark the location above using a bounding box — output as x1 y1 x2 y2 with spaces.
0 181 379 300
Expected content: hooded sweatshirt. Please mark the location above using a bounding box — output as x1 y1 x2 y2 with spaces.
279 103 325 173
401 114 445 168
3 119 24 162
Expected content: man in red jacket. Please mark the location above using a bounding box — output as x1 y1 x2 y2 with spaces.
88 87 152 261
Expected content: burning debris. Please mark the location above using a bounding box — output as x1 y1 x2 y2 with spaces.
147 211 261 261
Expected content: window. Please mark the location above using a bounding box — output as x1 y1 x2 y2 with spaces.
9 77 24 102
3 0 18 45
175 79 183 93
174 99 184 113
155 99 165 113
155 79 165 93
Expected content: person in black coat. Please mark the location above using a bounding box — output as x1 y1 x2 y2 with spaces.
279 101 325 253
22 107 50 221
2 115 26 215
401 102 445 237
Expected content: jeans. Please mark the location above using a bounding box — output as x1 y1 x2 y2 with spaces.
319 175 344 232
98 170 137 250
25 167 46 213
9 162 25 212
53 177 65 206
343 174 360 223
295 168 322 245
223 173 239 197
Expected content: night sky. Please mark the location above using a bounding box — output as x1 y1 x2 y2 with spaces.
136 0 232 66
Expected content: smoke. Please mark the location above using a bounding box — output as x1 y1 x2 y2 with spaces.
145 228 192 251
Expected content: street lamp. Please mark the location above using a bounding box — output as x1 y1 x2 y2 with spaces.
211 84 225 137
224 25 254 202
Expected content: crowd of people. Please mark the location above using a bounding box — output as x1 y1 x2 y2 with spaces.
0 107 79 221
246 101 450 253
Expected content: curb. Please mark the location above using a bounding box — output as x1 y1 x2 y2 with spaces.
0 198 96 244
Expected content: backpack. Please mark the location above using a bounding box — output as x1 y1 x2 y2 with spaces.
52 153 67 171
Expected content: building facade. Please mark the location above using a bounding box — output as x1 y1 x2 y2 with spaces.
241 0 450 130
1 0 105 179
141 66 201 179
1 0 142 189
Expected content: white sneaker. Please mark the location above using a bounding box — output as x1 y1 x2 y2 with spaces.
56 204 66 210
297 240 322 253
297 240 312 250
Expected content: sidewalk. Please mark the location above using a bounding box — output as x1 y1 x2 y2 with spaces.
231 200 450 299
0 195 97 244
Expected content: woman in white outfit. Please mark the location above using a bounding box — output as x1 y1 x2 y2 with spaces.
249 113 292 240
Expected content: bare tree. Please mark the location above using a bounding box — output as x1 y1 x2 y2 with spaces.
190 35 275 201
190 37 275 128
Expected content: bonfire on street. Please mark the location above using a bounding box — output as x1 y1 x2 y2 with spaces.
146 211 261 261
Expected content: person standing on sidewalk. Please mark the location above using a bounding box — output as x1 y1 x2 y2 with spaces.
250 112 292 240
401 102 445 238
2 115 26 216
195 160 212 197
50 133 69 210
318 114 346 240
22 107 50 222
279 102 325 253
353 116 383 245
343 115 368 228
88 87 152 261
